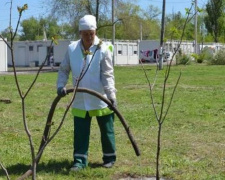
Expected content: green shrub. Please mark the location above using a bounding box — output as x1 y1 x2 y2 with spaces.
192 47 214 64
201 47 214 62
176 53 191 65
191 53 204 63
210 48 225 65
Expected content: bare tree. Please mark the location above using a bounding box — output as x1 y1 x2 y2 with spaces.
140 4 196 180
0 2 60 180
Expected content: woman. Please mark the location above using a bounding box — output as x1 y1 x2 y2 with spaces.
56 15 117 171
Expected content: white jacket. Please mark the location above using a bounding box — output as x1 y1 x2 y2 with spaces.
57 36 116 111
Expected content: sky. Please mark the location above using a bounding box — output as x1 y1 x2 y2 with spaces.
0 0 208 32
0 0 48 32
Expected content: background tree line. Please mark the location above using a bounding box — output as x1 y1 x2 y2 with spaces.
1 0 225 43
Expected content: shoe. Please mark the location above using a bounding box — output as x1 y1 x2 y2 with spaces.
70 166 83 172
102 161 115 168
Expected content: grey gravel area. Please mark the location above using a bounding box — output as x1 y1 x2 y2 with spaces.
0 67 59 75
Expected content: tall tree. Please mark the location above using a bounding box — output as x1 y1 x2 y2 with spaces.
142 4 161 20
20 17 40 40
48 0 111 27
47 0 142 38
115 1 160 40
204 0 225 42
39 17 61 39
141 4 161 40
164 11 197 41
115 2 142 40
20 16 61 40
46 0 160 40
60 23 77 39
165 12 184 40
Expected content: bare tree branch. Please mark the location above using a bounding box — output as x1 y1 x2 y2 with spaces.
160 5 196 125
23 43 54 98
97 19 122 30
139 62 159 121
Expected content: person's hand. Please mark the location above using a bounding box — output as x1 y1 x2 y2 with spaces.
109 98 117 110
57 87 67 97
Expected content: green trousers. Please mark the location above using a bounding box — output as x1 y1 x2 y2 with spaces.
73 112 116 168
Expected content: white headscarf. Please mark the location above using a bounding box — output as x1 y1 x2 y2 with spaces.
79 15 97 31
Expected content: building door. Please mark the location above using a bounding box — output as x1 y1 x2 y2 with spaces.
47 46 54 66
39 47 47 66
18 46 26 66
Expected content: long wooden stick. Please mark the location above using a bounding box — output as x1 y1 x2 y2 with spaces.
39 88 140 158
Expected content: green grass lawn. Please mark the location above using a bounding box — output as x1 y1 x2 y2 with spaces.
0 64 225 180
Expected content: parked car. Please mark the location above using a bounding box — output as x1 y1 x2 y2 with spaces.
164 51 173 61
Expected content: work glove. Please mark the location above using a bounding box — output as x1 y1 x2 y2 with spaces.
57 87 67 97
109 98 117 110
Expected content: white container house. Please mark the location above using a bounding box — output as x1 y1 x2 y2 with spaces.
7 40 71 67
0 38 7 72
7 39 139 67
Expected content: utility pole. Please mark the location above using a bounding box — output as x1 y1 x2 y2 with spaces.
112 0 115 66
140 22 143 41
159 0 166 70
194 0 198 54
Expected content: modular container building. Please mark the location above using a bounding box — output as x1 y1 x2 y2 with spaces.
7 39 139 67
0 38 7 72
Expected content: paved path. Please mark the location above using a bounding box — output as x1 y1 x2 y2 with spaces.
0 67 59 75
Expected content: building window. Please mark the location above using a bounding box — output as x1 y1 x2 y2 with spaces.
133 46 137 55
29 46 33 51
118 50 122 54
117 44 122 55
